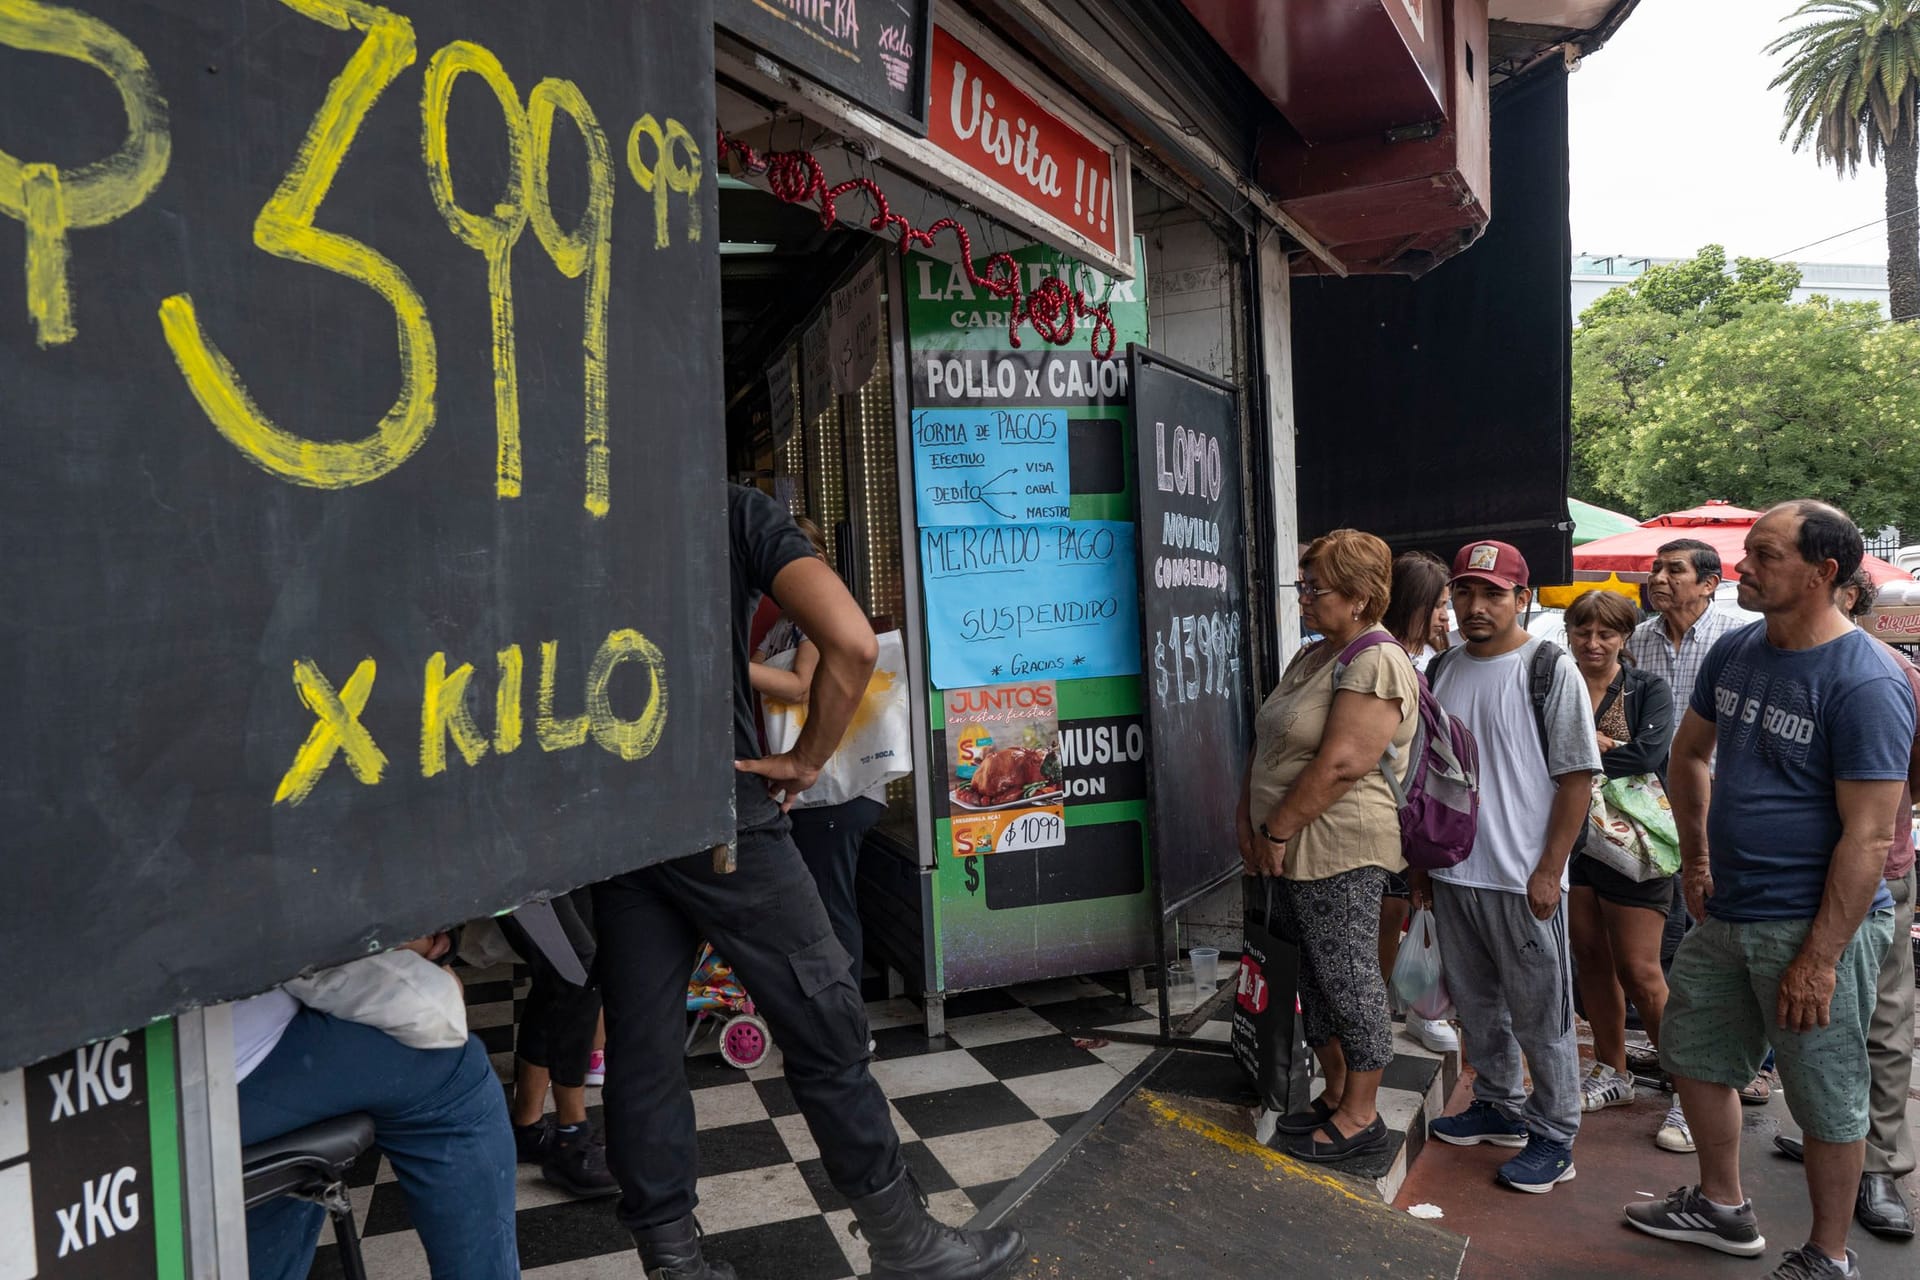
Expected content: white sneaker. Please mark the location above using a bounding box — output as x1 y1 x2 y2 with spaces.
1655 1101 1695 1152
1580 1062 1636 1112
1406 1015 1459 1053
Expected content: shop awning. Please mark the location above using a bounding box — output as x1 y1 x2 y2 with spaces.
1572 505 1911 585
1569 498 1639 545
1180 0 1642 275
1640 500 1763 526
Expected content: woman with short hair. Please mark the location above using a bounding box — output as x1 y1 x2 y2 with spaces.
1238 529 1419 1162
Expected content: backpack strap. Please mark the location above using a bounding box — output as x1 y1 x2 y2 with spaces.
1330 631 1417 805
1331 630 1395 681
1426 645 1457 688
1528 641 1563 761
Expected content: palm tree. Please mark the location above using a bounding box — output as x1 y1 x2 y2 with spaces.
1767 0 1920 322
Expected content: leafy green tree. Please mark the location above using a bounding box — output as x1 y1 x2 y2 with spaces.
1571 248 1800 507
1768 1 1920 322
1618 297 1920 531
1583 246 1802 324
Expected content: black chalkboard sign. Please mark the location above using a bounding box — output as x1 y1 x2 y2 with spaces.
0 1 728 1071
1129 346 1251 915
716 0 934 133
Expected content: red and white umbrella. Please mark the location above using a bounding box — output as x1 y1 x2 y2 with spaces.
1571 500 1909 587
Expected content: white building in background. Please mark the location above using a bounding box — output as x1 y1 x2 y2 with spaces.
1571 253 1889 320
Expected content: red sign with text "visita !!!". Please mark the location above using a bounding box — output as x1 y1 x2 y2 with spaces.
926 24 1121 259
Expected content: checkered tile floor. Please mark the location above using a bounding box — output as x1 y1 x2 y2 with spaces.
307 967 1157 1279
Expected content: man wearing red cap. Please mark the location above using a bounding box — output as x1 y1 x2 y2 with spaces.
1419 541 1600 1194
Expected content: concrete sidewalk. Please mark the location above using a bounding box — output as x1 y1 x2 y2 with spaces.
1396 1070 1919 1278
998 1050 1468 1278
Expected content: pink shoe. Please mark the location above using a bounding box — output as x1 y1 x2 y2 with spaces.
584 1049 605 1087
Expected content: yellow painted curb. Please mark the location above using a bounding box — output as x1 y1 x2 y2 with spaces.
1136 1090 1379 1207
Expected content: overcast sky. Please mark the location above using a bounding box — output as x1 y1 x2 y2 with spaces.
1567 0 1890 264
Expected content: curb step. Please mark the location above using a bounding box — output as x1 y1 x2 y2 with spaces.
1296 1024 1461 1203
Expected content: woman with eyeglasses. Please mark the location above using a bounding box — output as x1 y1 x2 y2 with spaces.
1237 529 1419 1162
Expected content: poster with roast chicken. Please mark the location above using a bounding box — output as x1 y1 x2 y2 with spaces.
944 681 1067 856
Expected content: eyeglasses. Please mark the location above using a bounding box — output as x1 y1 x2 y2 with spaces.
1287 581 1329 601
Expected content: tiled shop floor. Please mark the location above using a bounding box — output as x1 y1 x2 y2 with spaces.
305 967 1155 1279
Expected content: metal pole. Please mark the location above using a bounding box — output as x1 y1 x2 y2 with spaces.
176 1006 246 1277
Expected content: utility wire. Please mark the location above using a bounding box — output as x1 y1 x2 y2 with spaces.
1767 206 1916 262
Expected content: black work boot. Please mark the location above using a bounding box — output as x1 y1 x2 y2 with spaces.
540 1123 618 1199
849 1169 1025 1279
633 1215 737 1280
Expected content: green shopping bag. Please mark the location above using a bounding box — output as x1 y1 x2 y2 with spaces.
1587 773 1681 880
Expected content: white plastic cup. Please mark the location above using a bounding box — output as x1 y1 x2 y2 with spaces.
1166 960 1195 1010
1190 947 1221 993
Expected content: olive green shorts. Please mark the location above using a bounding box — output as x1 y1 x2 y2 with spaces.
1660 911 1895 1143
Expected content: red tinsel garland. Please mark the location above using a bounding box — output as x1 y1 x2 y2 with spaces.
715 129 1118 359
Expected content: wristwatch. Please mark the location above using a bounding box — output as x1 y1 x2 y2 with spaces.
1258 822 1286 844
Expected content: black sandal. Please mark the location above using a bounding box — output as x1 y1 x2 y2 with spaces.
1272 1097 1338 1136
1288 1116 1388 1163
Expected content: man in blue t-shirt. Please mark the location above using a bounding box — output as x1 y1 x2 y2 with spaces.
1624 502 1912 1279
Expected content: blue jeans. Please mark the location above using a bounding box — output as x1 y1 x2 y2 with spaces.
239 1008 519 1280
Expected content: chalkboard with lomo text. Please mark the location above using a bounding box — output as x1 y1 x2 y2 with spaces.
716 0 934 133
0 1 729 1071
1128 346 1251 915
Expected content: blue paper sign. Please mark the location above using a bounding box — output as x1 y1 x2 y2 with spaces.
912 408 1070 525
920 521 1141 688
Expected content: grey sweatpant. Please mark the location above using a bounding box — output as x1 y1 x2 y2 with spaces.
1433 882 1583 1146
1866 867 1916 1177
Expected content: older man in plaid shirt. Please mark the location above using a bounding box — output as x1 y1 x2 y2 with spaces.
1627 539 1743 722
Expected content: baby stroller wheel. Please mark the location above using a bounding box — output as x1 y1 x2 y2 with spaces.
719 1014 771 1070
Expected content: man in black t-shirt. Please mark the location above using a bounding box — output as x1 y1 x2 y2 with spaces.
593 486 1023 1280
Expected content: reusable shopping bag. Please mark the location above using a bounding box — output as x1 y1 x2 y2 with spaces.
1232 877 1314 1127
1585 773 1681 882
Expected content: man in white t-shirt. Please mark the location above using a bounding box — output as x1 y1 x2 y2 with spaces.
1421 540 1601 1194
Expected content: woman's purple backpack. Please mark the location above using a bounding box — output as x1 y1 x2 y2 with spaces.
1334 633 1480 870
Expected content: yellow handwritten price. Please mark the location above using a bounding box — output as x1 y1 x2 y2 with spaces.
626 114 701 250
421 39 531 500
159 0 437 491
0 0 170 348
526 79 614 515
5 0 703 518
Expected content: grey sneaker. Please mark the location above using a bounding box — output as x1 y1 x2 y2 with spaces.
1766 1245 1858 1279
1623 1185 1766 1257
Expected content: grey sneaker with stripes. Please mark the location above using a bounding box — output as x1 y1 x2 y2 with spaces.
1623 1185 1767 1257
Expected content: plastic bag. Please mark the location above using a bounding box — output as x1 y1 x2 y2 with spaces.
284 950 469 1050
1391 908 1454 1021
762 630 913 807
